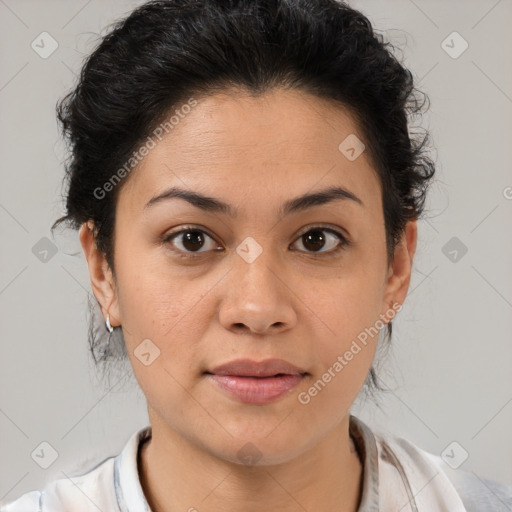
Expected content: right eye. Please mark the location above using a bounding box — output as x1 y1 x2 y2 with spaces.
163 227 221 258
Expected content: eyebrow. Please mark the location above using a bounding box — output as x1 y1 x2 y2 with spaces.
143 185 363 217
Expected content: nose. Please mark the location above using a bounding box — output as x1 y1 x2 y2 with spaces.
218 248 298 336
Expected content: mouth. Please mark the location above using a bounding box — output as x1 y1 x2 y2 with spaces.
204 372 303 378
204 373 307 404
204 358 308 404
206 357 308 377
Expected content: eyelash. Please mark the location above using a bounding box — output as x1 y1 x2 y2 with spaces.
162 225 350 260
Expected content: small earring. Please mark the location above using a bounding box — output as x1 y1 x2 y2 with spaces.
106 313 114 334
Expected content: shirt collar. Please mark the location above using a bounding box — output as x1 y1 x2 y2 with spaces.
114 425 152 512
113 415 380 511
349 414 380 511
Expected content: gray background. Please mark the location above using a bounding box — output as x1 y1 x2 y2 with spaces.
1 0 511 503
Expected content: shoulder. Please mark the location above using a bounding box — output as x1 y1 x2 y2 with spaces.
377 431 512 512
0 455 118 512
0 490 41 512
0 426 151 512
421 447 512 511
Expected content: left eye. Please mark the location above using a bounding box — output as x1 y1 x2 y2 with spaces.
291 228 347 254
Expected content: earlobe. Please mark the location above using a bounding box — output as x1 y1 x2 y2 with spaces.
381 219 417 317
79 222 121 327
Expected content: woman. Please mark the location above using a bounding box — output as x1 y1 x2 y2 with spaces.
2 0 511 511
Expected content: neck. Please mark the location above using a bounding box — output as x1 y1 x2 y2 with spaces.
138 412 363 512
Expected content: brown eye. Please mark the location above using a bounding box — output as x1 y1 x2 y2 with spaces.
291 228 347 254
164 228 218 255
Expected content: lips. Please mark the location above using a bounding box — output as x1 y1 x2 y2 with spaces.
206 358 307 378
205 358 308 404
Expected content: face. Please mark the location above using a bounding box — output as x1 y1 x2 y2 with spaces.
81 87 416 465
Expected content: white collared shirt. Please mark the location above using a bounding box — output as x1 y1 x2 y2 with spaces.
2 415 511 511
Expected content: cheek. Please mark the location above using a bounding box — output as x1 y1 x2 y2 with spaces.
301 283 382 412
117 275 181 332
307 270 385 384
114 239 184 328
312 269 385 338
116 273 205 409
313 330 378 405
114 254 215 374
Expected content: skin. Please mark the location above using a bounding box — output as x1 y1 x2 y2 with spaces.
80 87 417 512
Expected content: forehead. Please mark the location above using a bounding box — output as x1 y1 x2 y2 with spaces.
120 87 382 219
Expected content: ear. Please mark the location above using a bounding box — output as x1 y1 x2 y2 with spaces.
381 219 417 318
79 221 121 327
